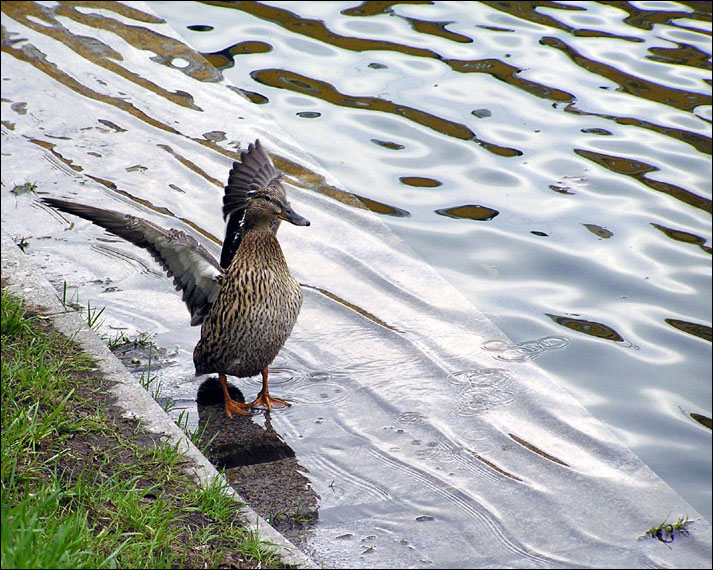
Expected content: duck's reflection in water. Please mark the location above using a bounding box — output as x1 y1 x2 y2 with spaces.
196 377 319 544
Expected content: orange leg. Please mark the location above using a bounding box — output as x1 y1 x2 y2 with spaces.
219 373 251 418
250 367 290 410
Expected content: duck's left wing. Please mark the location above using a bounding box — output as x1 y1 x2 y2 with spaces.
41 198 222 326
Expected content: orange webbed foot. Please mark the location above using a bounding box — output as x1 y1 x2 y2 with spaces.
249 391 291 411
224 397 252 418
219 373 251 418
250 367 291 411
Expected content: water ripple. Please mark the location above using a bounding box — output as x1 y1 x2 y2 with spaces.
288 382 351 406
395 411 427 425
481 336 571 362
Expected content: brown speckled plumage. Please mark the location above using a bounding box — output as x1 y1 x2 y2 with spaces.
194 227 303 379
41 139 310 417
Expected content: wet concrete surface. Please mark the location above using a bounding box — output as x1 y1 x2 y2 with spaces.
0 229 317 568
111 341 320 549
196 377 320 548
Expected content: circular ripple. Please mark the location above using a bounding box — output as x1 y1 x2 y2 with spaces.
446 368 513 386
415 442 442 460
245 367 300 387
482 336 572 362
494 345 537 362
395 411 427 425
415 442 462 464
481 340 511 352
451 384 517 416
307 371 331 382
288 382 351 405
538 336 570 349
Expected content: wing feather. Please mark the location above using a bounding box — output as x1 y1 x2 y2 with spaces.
220 139 285 268
41 198 222 326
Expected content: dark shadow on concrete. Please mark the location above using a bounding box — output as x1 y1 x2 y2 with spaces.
196 377 319 545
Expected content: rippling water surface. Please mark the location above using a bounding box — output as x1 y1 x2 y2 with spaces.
146 0 711 524
2 1 711 567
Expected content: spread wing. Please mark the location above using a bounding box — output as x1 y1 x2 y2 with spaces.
220 138 285 269
41 198 222 326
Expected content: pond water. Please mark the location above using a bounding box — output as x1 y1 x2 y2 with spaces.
1 1 710 567
146 0 712 525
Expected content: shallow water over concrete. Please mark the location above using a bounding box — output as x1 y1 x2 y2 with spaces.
145 0 712 530
1 2 710 568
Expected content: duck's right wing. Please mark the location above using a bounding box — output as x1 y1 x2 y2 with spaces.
41 198 222 326
220 139 285 269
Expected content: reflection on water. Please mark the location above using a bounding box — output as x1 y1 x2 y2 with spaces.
574 148 711 213
546 313 626 342
2 0 711 566
653 222 712 253
508 433 569 468
145 0 710 527
250 66 525 157
195 377 320 544
435 204 500 221
665 317 713 342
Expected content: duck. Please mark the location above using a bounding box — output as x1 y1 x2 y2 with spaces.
42 139 310 418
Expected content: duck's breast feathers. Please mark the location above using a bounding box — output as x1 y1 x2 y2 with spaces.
41 197 222 326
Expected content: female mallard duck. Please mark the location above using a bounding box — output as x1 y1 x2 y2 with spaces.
42 139 310 418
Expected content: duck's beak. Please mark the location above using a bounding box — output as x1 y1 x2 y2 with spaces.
281 203 310 226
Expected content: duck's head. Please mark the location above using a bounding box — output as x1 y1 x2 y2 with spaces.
243 187 310 230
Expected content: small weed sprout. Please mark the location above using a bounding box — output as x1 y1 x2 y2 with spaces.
58 281 81 311
56 282 105 331
11 181 37 195
85 299 105 330
105 329 153 351
176 410 218 453
639 515 696 547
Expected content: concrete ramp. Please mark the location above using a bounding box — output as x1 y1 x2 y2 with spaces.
1 2 710 567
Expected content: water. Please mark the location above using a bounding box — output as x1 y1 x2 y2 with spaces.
146 0 712 524
1 1 710 567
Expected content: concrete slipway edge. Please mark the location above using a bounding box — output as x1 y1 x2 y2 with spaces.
1 228 318 569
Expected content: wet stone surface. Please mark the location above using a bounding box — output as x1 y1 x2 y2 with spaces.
195 378 319 547
110 340 319 549
110 337 175 374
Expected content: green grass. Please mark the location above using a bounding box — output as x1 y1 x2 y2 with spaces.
1 289 284 569
55 285 216 453
104 329 153 351
57 281 105 331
